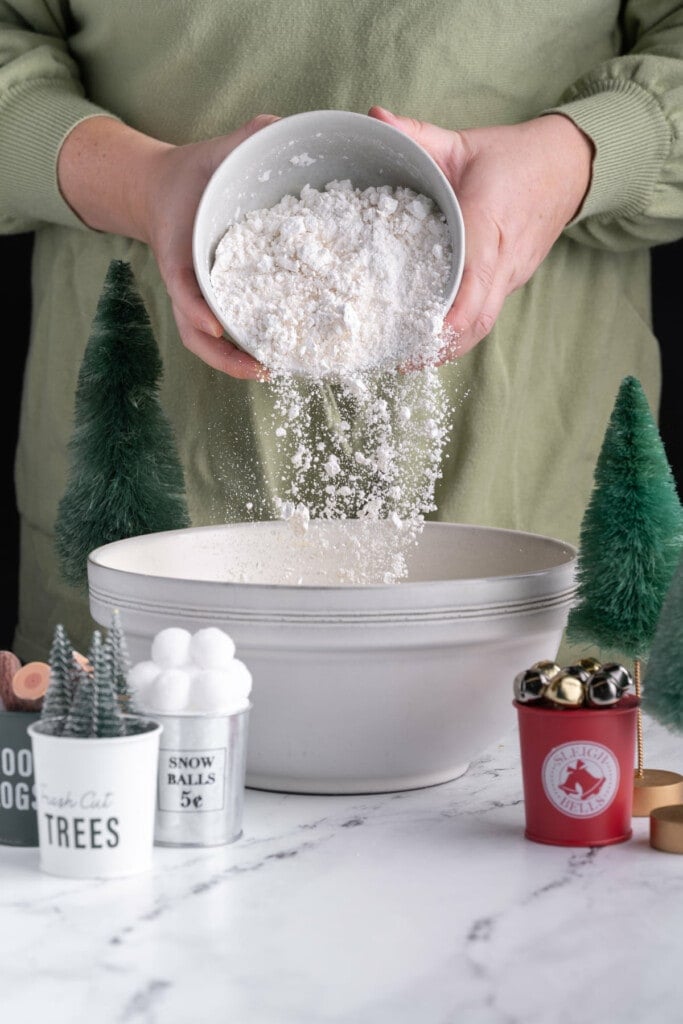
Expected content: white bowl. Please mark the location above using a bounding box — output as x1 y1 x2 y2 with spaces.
192 109 465 361
88 521 576 794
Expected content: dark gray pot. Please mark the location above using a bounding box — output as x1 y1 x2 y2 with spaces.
0 709 40 846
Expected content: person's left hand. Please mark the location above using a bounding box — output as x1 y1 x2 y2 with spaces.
369 107 594 361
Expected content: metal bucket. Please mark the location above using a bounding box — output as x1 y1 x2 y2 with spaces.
152 705 250 846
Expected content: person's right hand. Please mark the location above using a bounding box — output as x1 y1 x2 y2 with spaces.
58 115 279 379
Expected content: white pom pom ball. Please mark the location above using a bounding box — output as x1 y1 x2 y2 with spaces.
228 659 252 700
151 627 192 668
189 628 236 669
190 670 248 713
145 668 192 712
127 660 161 693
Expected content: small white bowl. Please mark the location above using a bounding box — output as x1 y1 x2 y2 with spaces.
88 521 576 795
192 109 465 362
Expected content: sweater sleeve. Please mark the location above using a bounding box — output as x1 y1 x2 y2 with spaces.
0 1 113 233
545 0 683 251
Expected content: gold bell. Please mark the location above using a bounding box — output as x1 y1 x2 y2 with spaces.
531 660 562 681
578 657 602 674
545 671 586 707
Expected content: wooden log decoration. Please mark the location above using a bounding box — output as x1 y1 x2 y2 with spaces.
0 650 22 711
13 662 51 705
0 653 52 712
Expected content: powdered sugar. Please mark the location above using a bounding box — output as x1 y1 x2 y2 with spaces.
210 182 451 376
209 182 459 584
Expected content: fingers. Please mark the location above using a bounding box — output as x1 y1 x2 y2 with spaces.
169 265 270 379
173 306 267 381
442 212 508 357
168 264 223 337
368 106 458 172
222 113 280 153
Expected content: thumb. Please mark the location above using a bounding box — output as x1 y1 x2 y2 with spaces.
368 106 456 170
238 113 281 142
209 114 280 166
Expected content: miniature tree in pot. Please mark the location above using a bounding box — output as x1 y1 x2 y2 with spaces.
28 614 161 878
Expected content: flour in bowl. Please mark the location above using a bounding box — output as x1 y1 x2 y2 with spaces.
210 181 452 376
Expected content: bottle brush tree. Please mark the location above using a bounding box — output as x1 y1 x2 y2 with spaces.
62 631 126 739
105 609 137 714
42 620 137 737
41 624 83 731
567 376 683 659
567 376 683 789
642 553 683 731
55 259 190 589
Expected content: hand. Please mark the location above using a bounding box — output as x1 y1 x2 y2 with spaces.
369 108 594 360
59 115 279 379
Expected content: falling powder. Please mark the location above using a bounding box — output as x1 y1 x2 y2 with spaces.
210 182 460 584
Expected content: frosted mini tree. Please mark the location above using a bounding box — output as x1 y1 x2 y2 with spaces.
105 609 137 714
567 376 683 812
41 624 79 731
62 654 98 738
92 632 127 739
55 259 190 589
62 631 126 739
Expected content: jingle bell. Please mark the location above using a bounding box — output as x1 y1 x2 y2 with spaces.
545 671 586 707
513 668 548 703
531 660 562 681
578 657 602 674
585 671 622 707
564 664 592 684
600 662 633 694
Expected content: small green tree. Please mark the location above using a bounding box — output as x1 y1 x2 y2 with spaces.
567 376 683 659
62 672 97 738
567 376 683 787
62 631 126 738
643 553 683 730
55 259 190 589
105 609 137 714
92 632 127 738
42 624 79 731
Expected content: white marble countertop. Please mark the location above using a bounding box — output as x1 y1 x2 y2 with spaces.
3 716 683 1024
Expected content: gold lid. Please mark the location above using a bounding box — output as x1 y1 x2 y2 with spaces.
633 769 683 818
650 804 683 854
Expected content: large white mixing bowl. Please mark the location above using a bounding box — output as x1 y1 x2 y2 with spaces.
88 521 576 794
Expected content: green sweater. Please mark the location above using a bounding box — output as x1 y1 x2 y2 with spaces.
1 0 683 660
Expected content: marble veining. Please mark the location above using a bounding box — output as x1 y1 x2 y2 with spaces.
2 718 683 1023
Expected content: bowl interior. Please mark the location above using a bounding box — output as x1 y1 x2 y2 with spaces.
89 520 575 587
193 109 465 352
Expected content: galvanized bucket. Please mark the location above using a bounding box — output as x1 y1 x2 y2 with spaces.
152 705 250 846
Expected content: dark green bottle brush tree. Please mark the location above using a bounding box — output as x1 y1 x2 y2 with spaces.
643 553 683 731
567 375 683 781
55 259 190 589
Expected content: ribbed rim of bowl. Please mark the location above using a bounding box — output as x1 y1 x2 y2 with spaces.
88 522 577 624
88 581 577 625
88 520 576 590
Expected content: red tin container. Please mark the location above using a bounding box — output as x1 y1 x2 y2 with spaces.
515 695 639 847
